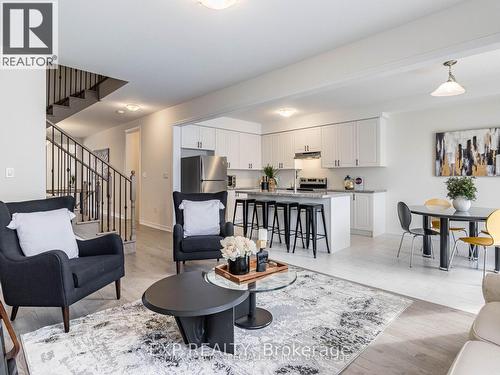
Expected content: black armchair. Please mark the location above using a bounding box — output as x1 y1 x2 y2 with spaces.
0 196 124 332
173 191 233 274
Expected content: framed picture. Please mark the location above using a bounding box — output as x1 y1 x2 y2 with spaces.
93 148 110 179
435 128 500 176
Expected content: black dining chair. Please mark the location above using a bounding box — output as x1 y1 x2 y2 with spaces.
397 202 439 267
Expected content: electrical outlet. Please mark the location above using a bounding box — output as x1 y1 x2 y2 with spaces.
5 168 14 178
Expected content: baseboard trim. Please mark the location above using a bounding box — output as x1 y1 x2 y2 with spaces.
139 219 171 232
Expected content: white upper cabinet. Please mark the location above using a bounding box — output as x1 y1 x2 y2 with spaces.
321 117 385 168
261 134 275 168
356 118 382 167
338 123 357 167
215 129 240 169
261 132 295 170
181 125 216 151
321 125 337 168
199 126 216 151
181 125 200 149
239 133 261 170
294 128 321 153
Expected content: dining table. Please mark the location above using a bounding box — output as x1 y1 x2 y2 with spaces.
409 206 499 272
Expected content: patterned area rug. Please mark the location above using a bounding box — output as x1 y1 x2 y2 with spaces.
22 269 412 375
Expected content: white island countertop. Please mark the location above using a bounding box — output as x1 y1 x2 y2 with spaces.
234 189 351 199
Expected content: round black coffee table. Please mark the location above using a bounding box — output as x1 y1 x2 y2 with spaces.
142 271 248 354
205 267 297 330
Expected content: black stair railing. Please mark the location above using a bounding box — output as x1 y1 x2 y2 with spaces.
46 65 107 112
46 120 136 243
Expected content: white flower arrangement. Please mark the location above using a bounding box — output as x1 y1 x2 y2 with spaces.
220 236 257 261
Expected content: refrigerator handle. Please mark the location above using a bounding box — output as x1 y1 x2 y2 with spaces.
200 157 204 181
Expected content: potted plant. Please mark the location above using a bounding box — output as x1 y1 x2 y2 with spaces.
445 176 477 212
263 164 279 191
220 236 257 275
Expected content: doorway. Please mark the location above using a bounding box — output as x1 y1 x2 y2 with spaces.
125 127 141 221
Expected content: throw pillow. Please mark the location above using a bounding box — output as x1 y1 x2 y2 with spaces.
179 200 224 237
7 208 79 259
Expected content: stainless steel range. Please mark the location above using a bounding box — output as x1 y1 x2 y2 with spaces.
287 177 327 192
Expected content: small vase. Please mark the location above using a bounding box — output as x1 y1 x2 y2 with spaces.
452 197 471 212
268 178 277 192
228 256 250 275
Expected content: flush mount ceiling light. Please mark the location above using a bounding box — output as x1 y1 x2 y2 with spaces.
116 109 125 114
198 0 237 10
276 108 298 118
125 104 141 112
431 60 466 97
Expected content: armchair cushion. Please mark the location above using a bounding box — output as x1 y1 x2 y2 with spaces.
447 341 500 375
181 235 223 253
69 255 122 288
470 301 500 346
482 273 500 303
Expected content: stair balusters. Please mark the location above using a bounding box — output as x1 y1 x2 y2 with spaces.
46 121 135 243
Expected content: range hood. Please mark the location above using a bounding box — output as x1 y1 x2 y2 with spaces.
294 151 321 160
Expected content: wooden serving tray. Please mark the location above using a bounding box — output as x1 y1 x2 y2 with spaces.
215 258 288 284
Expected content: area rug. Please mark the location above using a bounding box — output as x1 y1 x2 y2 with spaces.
22 269 412 375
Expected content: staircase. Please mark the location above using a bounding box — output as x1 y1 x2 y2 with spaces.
46 65 126 123
46 121 136 252
45 65 135 252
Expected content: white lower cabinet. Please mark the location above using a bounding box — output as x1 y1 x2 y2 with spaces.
349 192 386 237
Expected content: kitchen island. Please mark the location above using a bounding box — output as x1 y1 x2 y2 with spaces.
234 189 351 253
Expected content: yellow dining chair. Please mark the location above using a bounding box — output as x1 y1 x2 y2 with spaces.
449 210 500 278
425 199 467 254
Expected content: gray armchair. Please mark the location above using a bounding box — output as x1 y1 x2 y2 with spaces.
0 196 124 332
172 191 233 274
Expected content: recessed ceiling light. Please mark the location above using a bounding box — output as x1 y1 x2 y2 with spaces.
199 0 237 10
431 60 466 97
276 108 298 118
125 104 141 112
116 109 125 114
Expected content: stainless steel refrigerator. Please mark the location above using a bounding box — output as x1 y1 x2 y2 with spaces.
181 156 228 193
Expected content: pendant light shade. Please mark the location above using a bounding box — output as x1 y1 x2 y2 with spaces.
431 60 466 97
199 0 237 10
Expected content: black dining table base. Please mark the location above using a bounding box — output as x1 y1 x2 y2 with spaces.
421 215 500 272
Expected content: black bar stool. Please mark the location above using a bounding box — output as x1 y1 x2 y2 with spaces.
293 203 330 258
233 198 256 237
249 200 276 239
270 201 300 252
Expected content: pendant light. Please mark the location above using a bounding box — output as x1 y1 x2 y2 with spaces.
198 0 237 10
431 60 466 97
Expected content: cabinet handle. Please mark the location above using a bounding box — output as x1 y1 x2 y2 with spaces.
353 194 356 201
228 162 230 169
356 159 359 166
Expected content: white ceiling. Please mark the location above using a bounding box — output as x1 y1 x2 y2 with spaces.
58 0 463 137
229 48 500 129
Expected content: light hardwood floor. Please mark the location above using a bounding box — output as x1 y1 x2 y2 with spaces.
11 225 475 375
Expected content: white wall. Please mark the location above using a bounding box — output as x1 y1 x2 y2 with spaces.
0 70 46 202
83 111 174 231
275 96 500 234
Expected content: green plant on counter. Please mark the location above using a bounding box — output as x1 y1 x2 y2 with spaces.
263 164 279 180
445 176 477 201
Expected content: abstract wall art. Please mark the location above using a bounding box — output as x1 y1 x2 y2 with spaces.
435 128 500 177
